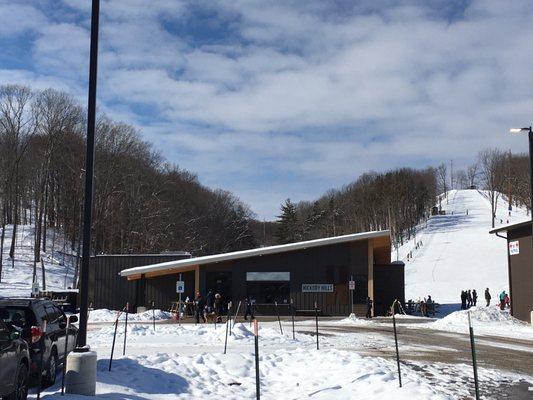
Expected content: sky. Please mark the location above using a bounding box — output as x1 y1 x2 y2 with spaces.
0 0 532 219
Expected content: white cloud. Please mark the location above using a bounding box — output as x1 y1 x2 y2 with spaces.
3 0 533 218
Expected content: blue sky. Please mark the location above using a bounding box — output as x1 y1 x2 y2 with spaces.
1 0 532 219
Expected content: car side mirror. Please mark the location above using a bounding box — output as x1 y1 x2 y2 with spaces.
9 331 20 340
68 315 78 323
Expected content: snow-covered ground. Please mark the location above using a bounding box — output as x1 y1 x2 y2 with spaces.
0 223 77 297
400 189 529 304
30 314 532 399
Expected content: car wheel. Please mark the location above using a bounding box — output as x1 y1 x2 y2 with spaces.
42 348 58 388
4 362 28 400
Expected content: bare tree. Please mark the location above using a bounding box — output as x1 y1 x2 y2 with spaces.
466 163 478 188
478 149 506 228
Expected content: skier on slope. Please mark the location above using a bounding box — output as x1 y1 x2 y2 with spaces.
472 289 478 307
484 288 491 307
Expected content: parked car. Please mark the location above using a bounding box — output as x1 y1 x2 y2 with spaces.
0 320 29 400
0 298 78 387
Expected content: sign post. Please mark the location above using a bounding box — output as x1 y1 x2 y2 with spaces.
253 319 260 400
348 276 355 314
176 276 184 326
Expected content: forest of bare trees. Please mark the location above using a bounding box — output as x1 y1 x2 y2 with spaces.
0 84 256 284
276 168 438 249
1 84 531 287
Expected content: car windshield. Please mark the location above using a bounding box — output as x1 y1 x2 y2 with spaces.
0 306 35 333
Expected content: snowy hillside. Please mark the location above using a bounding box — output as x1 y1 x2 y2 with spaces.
0 224 77 298
401 189 529 304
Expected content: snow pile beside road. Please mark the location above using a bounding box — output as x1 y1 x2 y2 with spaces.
88 322 309 351
336 313 373 325
38 348 450 399
87 308 172 322
427 307 533 338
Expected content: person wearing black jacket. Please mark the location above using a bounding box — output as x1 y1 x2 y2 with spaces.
484 288 491 307
472 289 478 307
460 290 467 310
194 293 206 323
244 296 254 320
366 296 373 318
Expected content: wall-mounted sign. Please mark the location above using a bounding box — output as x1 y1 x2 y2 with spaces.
176 281 185 293
246 272 290 281
509 240 519 256
348 281 355 290
302 284 333 293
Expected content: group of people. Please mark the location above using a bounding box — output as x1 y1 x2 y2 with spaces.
460 288 510 311
460 289 478 309
191 291 257 324
405 296 436 316
193 290 223 323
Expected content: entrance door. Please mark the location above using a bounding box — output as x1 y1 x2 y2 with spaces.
205 271 232 304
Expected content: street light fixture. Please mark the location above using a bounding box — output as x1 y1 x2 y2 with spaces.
508 126 533 246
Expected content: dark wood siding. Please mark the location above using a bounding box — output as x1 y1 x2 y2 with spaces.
373 263 405 316
88 254 190 310
199 240 368 316
508 230 533 323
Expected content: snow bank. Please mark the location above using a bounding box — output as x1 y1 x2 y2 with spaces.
336 313 373 325
86 308 172 322
426 307 533 338
88 322 309 349
38 348 450 399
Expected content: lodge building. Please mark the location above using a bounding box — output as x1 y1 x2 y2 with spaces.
104 230 405 317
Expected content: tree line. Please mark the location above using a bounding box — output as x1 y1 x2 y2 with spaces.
0 84 256 285
275 149 530 244
275 167 437 248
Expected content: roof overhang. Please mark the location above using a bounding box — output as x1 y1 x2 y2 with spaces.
489 219 532 235
120 230 390 279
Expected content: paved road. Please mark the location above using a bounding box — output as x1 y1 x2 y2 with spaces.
298 321 533 399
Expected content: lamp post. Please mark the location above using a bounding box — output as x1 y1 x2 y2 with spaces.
78 0 100 348
509 126 533 246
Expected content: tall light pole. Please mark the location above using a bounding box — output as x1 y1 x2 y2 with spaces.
509 126 533 246
78 0 100 348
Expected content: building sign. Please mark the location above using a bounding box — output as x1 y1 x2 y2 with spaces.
302 284 333 293
246 272 290 281
509 240 520 256
348 281 355 290
176 281 185 293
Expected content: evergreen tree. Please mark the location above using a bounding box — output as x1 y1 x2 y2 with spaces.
275 199 301 244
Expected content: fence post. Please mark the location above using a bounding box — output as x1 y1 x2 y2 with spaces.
224 302 232 354
275 301 283 334
291 298 295 340
108 313 120 371
392 300 402 388
60 316 71 395
233 300 242 328
314 301 319 350
36 320 47 400
468 312 480 400
253 319 260 400
152 300 155 331
123 302 128 356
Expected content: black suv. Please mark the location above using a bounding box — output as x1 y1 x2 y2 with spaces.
0 321 29 400
0 298 78 386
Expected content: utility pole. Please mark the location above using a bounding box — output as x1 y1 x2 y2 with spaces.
78 0 100 347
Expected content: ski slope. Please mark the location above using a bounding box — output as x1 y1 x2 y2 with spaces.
402 189 529 304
